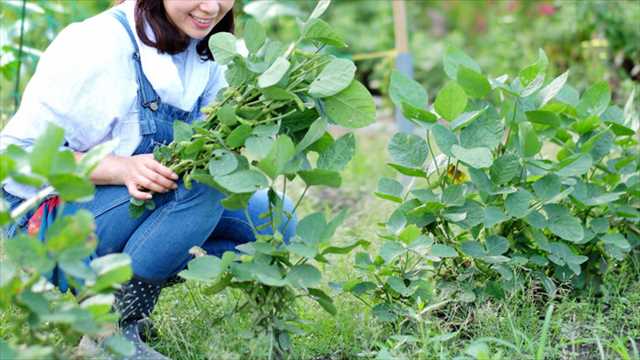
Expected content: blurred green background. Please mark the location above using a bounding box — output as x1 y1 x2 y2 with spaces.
1 0 638 122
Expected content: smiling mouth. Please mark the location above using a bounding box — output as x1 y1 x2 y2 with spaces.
190 14 214 26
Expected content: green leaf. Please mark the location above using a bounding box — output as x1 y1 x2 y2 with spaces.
323 80 376 128
457 66 490 98
450 108 487 131
243 18 265 54
380 241 405 262
309 288 337 315
389 70 427 108
286 264 321 288
518 122 542 158
215 170 269 193
601 233 631 260
571 181 624 206
449 200 485 229
434 82 468 121
539 70 569 106
460 115 504 150
387 276 413 297
441 184 465 206
90 254 132 292
303 18 347 47
46 210 94 253
173 121 192 142
30 123 65 177
308 0 331 20
225 58 252 86
0 154 15 182
208 32 237 65
298 169 341 188
572 115 601 134
208 149 239 177
532 174 561 202
525 110 561 128
400 102 437 124
398 225 422 244
451 145 493 169
526 211 547 229
576 81 611 118
605 121 635 136
262 87 295 102
257 135 295 179
431 124 457 156
218 104 237 126
0 259 16 287
321 239 368 256
179 255 222 282
544 204 584 243
484 207 508 228
18 291 50 315
490 153 520 185
460 241 484 258
220 193 252 210
49 174 95 201
250 262 285 287
288 242 317 258
50 150 76 175
226 124 252 148
387 163 427 177
505 189 533 218
317 133 356 171
258 56 290 88
388 133 428 168
295 118 327 153
297 212 326 245
443 46 481 80
467 167 494 194
431 244 458 258
375 177 404 203
555 154 592 178
309 58 356 98
486 235 509 255
6 234 55 273
263 40 287 64
372 303 396 322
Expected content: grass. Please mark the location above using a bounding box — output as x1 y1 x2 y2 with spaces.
2 120 639 359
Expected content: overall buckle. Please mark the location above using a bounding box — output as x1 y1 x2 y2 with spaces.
144 100 159 112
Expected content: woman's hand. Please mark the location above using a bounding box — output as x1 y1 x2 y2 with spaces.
79 153 178 200
119 154 179 200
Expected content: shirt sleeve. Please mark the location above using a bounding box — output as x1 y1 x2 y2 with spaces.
0 16 134 153
200 63 228 110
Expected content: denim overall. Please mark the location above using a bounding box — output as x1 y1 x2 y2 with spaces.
1 10 296 289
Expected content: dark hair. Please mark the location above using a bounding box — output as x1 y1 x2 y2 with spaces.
133 0 234 61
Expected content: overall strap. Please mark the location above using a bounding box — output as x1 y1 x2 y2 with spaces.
111 10 159 135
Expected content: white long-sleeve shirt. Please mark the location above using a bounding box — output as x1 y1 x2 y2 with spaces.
1 1 227 199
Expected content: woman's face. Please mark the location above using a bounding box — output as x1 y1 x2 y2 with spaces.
163 0 234 40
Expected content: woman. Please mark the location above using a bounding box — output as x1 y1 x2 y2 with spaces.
0 1 296 358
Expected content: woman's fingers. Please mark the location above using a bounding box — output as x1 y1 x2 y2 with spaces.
126 182 152 200
146 160 179 181
141 167 177 192
135 174 170 194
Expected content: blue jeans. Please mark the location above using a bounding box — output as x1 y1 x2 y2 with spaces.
2 183 297 283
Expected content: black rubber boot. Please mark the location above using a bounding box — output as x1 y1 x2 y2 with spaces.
113 276 169 360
